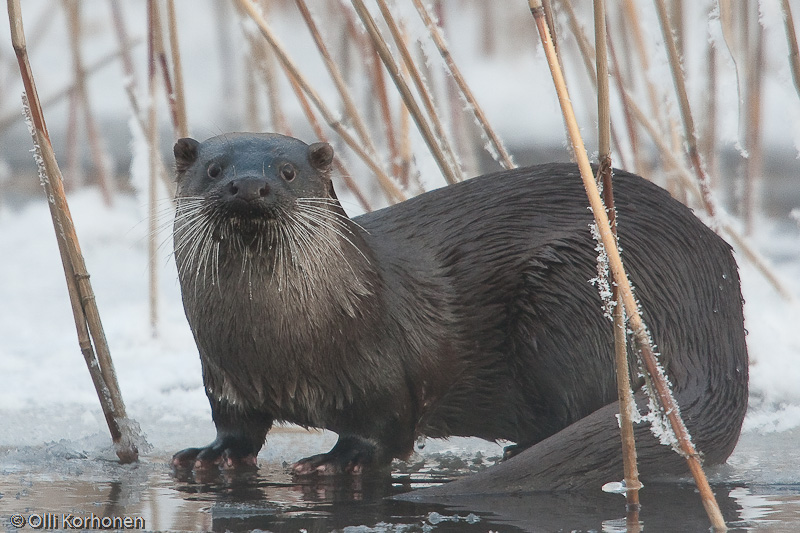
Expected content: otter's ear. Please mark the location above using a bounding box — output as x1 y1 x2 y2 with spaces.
174 138 200 175
308 142 334 171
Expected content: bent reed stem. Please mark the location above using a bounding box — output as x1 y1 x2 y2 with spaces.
7 0 140 463
527 1 726 529
593 0 641 517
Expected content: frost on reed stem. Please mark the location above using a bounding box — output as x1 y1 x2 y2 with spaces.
21 93 145 463
527 0 727 528
588 221 681 451
588 222 615 320
10 0 144 461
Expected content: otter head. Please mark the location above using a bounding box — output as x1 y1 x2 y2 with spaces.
174 132 338 225
171 133 366 289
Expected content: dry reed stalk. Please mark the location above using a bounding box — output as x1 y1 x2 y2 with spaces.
376 46 405 181
109 0 137 90
606 26 640 174
374 44 404 182
398 75 413 186
621 0 667 133
411 0 515 169
718 0 746 137
243 54 261 132
612 7 634 90
213 0 237 106
235 0 406 203
295 0 381 164
109 0 140 120
594 0 641 516
149 0 180 139
739 1 751 54
653 0 716 219
665 116 685 202
351 0 461 185
595 0 610 179
63 0 114 206
108 3 175 200
743 14 764 236
479 0 496 56
5 1 53 59
8 0 138 463
337 1 403 181
782 0 800 100
65 89 81 190
559 1 628 170
613 5 670 198
564 2 791 301
166 0 189 138
527 1 727 529
431 2 478 178
562 1 596 83
286 72 373 212
718 1 739 59
147 0 159 334
0 42 140 133
701 39 718 186
542 0 562 71
671 0 685 61
246 28 292 135
612 1 656 177
396 42 426 196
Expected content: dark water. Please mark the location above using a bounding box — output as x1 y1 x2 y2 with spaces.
2 431 800 532
2 458 800 532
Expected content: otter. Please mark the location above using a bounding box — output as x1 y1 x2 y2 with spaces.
170 132 748 491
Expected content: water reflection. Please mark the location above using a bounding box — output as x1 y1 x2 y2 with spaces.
170 463 504 532
2 449 800 531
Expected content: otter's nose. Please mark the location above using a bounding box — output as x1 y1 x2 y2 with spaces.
226 177 270 202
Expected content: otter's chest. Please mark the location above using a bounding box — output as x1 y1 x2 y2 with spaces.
181 267 377 424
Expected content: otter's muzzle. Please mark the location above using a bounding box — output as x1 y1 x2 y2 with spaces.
224 176 271 203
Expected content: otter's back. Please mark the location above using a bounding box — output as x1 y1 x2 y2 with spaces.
355 163 747 474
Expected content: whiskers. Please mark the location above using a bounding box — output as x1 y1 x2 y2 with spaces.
173 197 226 292
172 195 371 300
137 196 202 268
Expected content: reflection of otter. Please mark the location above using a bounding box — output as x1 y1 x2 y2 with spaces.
170 133 748 490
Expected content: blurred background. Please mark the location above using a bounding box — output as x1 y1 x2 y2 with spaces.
1 1 800 531
2 1 798 219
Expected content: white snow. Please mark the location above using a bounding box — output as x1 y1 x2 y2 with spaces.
0 190 210 450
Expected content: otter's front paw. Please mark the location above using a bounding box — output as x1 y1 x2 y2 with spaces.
172 436 259 470
291 435 380 476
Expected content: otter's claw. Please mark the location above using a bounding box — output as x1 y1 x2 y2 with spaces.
291 453 366 476
291 435 379 477
172 442 258 470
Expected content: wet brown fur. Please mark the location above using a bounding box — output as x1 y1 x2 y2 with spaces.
171 133 748 490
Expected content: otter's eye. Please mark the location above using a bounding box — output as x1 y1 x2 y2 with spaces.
280 163 296 182
207 162 221 179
